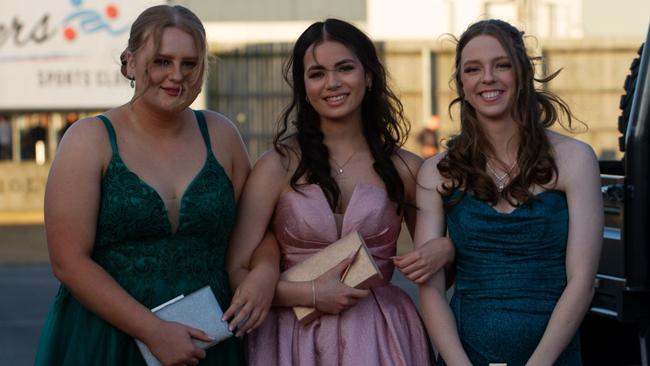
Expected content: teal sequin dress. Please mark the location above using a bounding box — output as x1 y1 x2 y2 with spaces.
443 190 581 366
34 111 244 365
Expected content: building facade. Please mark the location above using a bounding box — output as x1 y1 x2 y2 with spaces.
0 0 159 217
1 0 648 217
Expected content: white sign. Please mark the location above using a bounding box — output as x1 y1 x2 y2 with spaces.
0 0 161 109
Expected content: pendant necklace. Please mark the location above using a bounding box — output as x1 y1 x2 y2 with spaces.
331 151 357 176
486 160 517 192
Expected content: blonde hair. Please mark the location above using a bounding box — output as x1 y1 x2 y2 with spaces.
119 5 208 101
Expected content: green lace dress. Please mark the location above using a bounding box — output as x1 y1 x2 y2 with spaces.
34 111 244 365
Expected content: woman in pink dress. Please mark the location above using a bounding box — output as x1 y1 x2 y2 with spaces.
225 18 454 365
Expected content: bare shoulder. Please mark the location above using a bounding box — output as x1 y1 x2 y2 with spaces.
419 152 446 181
244 148 294 197
199 109 242 141
57 116 112 161
63 116 109 143
43 116 113 183
394 148 424 174
547 130 599 189
547 130 598 166
198 109 249 170
254 146 296 180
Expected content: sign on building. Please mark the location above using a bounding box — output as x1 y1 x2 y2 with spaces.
0 0 160 110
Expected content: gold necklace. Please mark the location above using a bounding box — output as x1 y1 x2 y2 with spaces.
331 151 357 175
486 160 517 192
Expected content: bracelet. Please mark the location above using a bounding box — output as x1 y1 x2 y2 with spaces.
311 280 317 308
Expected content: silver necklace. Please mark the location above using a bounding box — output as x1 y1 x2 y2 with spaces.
486 160 517 192
331 151 357 175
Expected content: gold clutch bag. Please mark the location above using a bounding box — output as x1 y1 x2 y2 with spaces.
280 230 383 324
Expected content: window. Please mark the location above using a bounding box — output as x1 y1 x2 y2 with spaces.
0 115 11 161
20 113 49 163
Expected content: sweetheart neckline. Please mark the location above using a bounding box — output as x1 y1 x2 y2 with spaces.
458 189 566 215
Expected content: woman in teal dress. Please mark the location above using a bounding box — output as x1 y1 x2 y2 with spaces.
34 5 276 365
415 20 603 365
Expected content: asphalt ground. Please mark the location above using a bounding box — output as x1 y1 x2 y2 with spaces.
0 264 58 366
0 223 420 365
4 224 643 365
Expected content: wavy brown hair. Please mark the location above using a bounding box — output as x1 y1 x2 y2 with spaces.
438 19 576 207
274 19 409 213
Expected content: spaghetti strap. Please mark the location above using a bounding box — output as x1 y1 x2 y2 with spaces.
35 113 244 366
194 110 214 154
97 115 118 155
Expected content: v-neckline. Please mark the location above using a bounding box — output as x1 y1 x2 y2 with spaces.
113 153 211 236
305 183 385 239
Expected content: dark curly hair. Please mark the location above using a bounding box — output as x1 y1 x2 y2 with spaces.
438 19 576 207
274 18 409 213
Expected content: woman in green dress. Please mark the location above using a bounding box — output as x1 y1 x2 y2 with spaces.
34 5 276 365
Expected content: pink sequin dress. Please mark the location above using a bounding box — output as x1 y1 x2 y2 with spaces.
247 184 432 366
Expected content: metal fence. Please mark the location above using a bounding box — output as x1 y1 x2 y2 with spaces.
208 43 294 160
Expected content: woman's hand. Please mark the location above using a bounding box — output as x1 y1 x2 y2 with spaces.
392 237 454 284
144 320 213 366
313 256 370 314
223 266 277 336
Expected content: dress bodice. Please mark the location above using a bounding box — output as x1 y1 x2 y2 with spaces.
92 112 236 308
248 183 431 366
446 190 569 298
442 190 581 365
273 183 402 282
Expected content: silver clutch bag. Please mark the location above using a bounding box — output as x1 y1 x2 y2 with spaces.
134 286 233 366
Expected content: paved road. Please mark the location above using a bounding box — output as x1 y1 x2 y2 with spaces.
0 264 58 366
0 222 423 364
0 265 418 365
0 225 49 264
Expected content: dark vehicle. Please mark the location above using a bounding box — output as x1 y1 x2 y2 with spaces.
581 22 650 366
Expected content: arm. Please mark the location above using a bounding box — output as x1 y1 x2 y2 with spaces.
273 256 370 314
47 120 210 365
225 231 281 336
399 148 424 237
224 150 285 334
270 150 370 314
415 156 472 365
225 152 367 322
393 150 455 284
205 110 281 334
204 110 251 202
527 141 603 365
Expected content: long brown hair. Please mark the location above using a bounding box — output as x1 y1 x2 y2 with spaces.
438 19 576 207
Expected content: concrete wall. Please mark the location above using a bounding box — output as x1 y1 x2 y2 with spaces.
582 0 650 38
0 163 48 213
543 39 642 159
